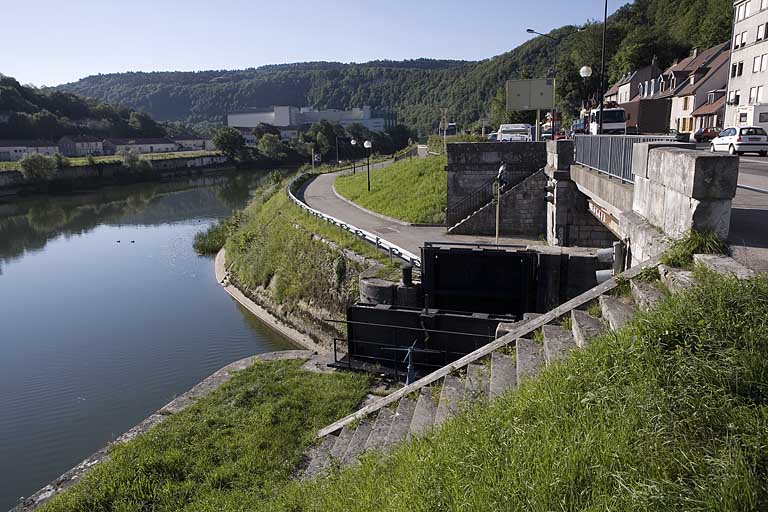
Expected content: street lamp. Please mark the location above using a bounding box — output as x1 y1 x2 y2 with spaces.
598 0 608 135
526 28 560 138
364 140 372 192
495 161 507 246
350 139 357 174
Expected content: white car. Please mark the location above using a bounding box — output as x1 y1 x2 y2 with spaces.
710 126 768 156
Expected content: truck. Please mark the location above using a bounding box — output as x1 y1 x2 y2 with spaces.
497 123 533 142
588 107 627 135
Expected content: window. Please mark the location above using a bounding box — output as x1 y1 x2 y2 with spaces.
759 112 768 123
759 85 765 102
738 3 745 20
744 31 749 47
750 87 758 103
683 96 690 110
740 113 749 123
735 32 742 49
755 56 762 72
739 61 745 76
747 0 753 16
741 127 767 135
763 0 768 10
759 24 766 41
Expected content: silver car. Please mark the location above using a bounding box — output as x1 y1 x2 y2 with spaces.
710 126 768 156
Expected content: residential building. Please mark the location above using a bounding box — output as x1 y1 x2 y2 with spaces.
0 140 58 162
58 135 104 157
604 63 660 132
726 0 768 129
227 105 394 139
619 43 730 134
102 138 179 155
669 48 730 133
692 90 727 130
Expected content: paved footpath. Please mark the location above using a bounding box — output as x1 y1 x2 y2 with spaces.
296 167 543 257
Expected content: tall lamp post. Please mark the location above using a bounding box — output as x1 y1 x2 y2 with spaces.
364 140 372 192
580 65 594 132
598 0 608 135
350 139 357 174
526 28 560 138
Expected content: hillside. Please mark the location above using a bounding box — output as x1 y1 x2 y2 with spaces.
0 74 167 140
58 0 733 133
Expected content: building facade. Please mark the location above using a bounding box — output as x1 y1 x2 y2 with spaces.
58 135 104 157
726 0 768 128
103 138 178 155
227 105 393 139
0 140 58 162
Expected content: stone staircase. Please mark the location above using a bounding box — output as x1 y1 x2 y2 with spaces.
300 253 755 479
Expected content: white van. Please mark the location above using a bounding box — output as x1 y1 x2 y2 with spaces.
497 124 532 142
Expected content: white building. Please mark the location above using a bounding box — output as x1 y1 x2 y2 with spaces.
227 105 391 139
103 138 179 155
0 140 59 162
58 135 104 157
726 0 768 128
171 136 215 151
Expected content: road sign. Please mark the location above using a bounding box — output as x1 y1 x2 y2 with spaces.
314 154 322 163
506 78 554 111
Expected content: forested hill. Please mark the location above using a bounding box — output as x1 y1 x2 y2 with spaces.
0 74 167 140
58 0 733 134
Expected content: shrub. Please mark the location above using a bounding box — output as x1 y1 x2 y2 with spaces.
119 148 150 171
661 230 727 269
19 153 57 180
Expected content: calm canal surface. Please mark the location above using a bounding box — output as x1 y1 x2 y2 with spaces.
0 172 297 510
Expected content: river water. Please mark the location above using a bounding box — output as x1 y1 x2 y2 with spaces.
0 172 297 510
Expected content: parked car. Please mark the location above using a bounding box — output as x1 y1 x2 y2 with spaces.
694 126 722 143
710 126 768 156
486 132 498 141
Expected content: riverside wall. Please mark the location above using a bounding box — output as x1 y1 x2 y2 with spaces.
0 155 233 197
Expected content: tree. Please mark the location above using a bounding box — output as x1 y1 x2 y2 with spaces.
252 123 281 141
212 127 246 160
119 148 150 171
19 153 56 180
257 133 287 161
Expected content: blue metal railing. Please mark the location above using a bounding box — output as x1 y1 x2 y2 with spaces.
573 135 675 184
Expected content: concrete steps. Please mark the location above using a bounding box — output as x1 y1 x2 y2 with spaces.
630 280 665 312
329 426 354 463
489 351 517 398
383 397 416 449
599 295 637 330
571 309 605 348
302 432 337 479
434 374 466 427
364 408 395 452
542 325 577 365
659 264 696 294
340 417 374 466
465 363 491 400
409 387 438 438
516 338 545 384
693 254 755 279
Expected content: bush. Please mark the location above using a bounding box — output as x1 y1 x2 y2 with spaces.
661 230 727 269
193 211 246 254
18 153 57 180
119 148 150 172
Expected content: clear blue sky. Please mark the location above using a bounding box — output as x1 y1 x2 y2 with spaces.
3 0 628 87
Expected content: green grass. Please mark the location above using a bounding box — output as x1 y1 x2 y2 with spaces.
662 229 728 269
262 270 768 511
225 175 401 317
334 156 447 224
39 359 371 512
0 150 222 172
193 211 247 254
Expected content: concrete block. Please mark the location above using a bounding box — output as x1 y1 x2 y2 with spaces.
645 180 668 229
619 211 671 266
546 140 574 171
662 187 694 237
650 148 738 199
632 175 652 219
632 142 696 179
693 253 755 279
690 198 732 240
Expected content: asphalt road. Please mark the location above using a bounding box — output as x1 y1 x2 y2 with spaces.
729 156 768 271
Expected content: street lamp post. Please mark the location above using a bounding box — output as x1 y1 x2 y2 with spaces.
598 0 608 135
495 161 507 246
527 28 560 138
580 66 593 132
364 140 372 192
350 139 357 174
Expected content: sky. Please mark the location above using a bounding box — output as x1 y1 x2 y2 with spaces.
2 0 628 87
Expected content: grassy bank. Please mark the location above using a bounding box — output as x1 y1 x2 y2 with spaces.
262 270 768 510
335 156 446 224
39 359 370 511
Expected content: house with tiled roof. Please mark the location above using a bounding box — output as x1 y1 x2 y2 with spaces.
102 138 179 155
618 42 730 134
58 135 104 157
692 90 727 130
0 140 58 162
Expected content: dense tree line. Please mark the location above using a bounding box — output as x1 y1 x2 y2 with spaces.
0 74 168 140
57 0 732 135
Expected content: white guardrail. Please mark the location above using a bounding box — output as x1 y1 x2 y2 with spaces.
287 173 422 268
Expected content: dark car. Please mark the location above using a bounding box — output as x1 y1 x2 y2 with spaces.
694 126 722 143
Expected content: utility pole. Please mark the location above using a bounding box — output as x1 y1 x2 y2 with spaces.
441 107 448 154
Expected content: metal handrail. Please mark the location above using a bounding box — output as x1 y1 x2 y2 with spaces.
287 172 422 268
573 134 676 184
446 168 529 228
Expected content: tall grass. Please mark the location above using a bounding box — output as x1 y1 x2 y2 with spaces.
39 359 371 512
661 230 727 269
264 270 768 511
335 156 447 224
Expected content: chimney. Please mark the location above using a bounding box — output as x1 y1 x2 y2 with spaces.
691 47 699 58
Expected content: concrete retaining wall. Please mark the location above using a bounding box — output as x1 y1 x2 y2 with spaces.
446 142 546 227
